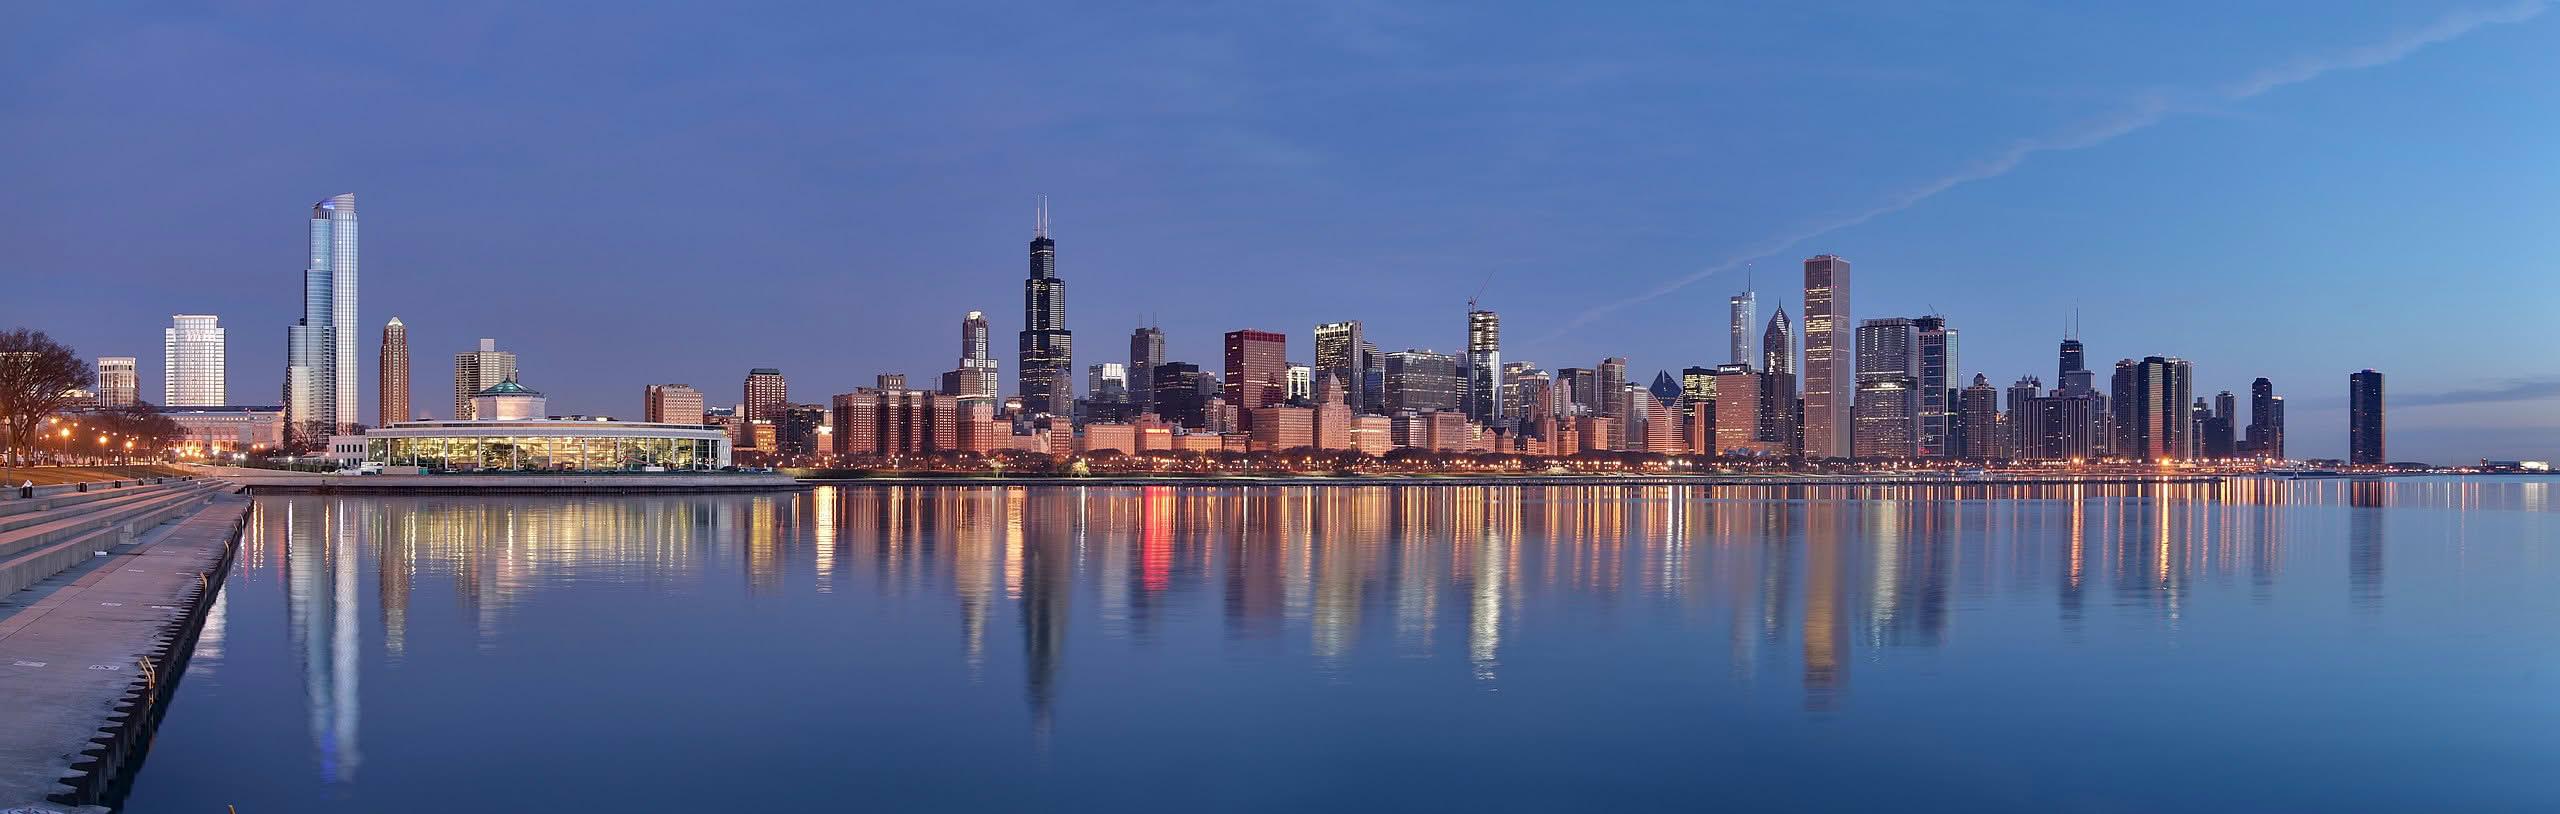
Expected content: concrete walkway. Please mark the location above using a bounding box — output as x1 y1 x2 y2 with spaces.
0 494 247 814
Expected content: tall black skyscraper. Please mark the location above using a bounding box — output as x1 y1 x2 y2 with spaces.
2246 377 2285 459
2058 338 2085 380
1152 362 1206 428
1129 326 1165 413
1018 199 1073 415
2349 369 2385 465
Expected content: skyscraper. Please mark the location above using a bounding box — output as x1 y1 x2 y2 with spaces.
1914 316 1957 458
1128 326 1166 413
1558 367 1599 414
1018 199 1073 415
1852 317 1917 459
2109 359 2139 456
1680 366 1717 407
1355 342 1383 414
1151 363 1208 428
743 368 787 421
1729 289 1756 366
2349 369 2385 466
951 311 999 401
453 339 517 421
1959 374 2002 459
1502 362 1548 425
2007 375 2044 457
163 314 225 407
2121 356 2195 461
1762 306 1794 375
2205 390 2239 458
1598 357 1628 416
1465 309 1502 425
1282 364 1312 403
2052 335 2107 458
1647 370 1683 406
1314 321 1365 414
644 384 705 425
2247 378 2286 459
1802 255 1851 458
1383 350 1462 413
96 356 137 408
286 193 360 433
1090 363 1130 405
378 318 408 425
1223 330 1287 411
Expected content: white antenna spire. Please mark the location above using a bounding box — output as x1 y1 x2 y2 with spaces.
1035 195 1050 238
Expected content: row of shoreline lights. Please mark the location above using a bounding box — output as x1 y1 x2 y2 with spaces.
44 416 141 453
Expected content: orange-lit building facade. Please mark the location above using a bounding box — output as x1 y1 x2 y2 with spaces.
832 388 959 457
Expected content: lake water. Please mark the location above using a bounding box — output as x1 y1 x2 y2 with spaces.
123 478 2560 812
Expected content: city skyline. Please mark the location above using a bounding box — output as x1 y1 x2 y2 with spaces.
8 3 2557 462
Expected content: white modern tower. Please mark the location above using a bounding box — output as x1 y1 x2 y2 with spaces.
163 314 226 406
287 193 360 433
1729 289 1756 366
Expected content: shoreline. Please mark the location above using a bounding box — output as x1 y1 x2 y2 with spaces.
181 465 805 494
792 472 2256 487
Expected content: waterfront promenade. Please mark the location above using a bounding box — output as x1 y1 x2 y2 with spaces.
0 492 247 813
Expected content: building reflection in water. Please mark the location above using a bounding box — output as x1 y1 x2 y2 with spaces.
2349 479 2386 612
233 476 2485 778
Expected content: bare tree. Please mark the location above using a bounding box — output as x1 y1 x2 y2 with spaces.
0 328 95 466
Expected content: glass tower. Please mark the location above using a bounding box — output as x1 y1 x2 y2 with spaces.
287 193 359 433
1465 310 1501 424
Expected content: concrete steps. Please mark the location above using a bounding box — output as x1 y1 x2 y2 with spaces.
0 483 201 534
0 477 199 520
0 482 223 598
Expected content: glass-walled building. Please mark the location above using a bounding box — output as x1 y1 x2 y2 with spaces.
350 376 732 471
362 423 729 471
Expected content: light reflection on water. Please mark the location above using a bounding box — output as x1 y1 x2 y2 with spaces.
130 477 2560 812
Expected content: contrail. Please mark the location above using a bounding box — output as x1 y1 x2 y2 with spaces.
1542 0 2548 340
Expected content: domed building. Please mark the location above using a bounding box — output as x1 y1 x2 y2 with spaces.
342 374 732 471
469 375 548 421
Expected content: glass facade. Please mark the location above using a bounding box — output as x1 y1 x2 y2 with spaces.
367 435 722 471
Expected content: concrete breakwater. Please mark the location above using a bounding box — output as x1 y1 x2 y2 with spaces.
0 494 248 813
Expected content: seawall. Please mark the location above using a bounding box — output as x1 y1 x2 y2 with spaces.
0 494 248 813
186 465 804 494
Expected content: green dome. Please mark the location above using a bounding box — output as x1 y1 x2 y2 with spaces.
475 377 542 397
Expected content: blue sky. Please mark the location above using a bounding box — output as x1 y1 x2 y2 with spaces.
5 1 2555 462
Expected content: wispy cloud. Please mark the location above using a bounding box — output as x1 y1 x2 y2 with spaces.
2285 375 2560 409
2391 377 2560 407
1542 0 2551 340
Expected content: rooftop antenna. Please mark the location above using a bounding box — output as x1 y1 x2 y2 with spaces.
1034 195 1050 238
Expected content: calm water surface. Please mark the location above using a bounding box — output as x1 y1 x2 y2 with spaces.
126 478 2560 812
